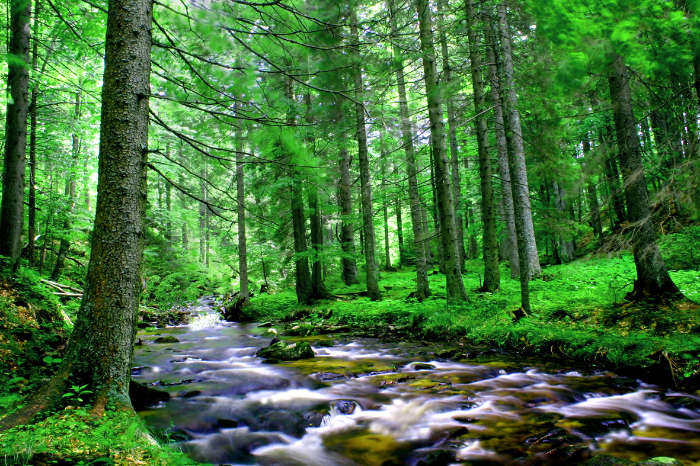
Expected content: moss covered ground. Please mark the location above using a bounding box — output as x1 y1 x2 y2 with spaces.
0 271 199 465
245 253 700 388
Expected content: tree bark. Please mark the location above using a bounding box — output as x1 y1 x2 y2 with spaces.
582 138 603 237
351 11 380 301
486 21 519 278
26 0 41 267
416 0 467 303
199 163 207 265
388 0 431 300
395 190 405 266
285 77 313 304
497 2 541 279
0 0 32 269
608 54 680 299
437 0 466 271
601 125 627 227
236 123 248 300
0 0 156 426
466 0 500 292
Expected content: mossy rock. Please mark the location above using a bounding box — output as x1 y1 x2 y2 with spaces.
153 336 179 344
256 340 315 362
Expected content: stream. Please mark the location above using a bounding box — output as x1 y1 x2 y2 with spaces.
132 298 700 465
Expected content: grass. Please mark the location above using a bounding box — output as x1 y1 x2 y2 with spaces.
0 408 200 465
246 253 700 385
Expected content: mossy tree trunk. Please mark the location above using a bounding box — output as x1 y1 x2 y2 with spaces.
0 0 32 270
0 0 156 427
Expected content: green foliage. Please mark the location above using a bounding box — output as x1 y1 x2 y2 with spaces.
658 226 700 271
249 254 700 374
62 384 93 405
0 408 201 465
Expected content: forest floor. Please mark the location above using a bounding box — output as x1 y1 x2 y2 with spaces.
244 253 700 390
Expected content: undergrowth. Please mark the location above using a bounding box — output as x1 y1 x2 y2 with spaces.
247 253 700 382
0 408 199 465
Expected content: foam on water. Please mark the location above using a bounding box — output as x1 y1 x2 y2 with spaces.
189 312 223 330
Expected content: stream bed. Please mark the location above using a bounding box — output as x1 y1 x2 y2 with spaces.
132 298 700 465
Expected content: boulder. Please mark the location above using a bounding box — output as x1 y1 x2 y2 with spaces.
256 340 315 362
154 336 179 344
129 380 170 410
221 293 252 322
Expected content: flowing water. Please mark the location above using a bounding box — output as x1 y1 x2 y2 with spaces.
132 298 700 465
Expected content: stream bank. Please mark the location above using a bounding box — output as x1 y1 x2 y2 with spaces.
131 297 700 465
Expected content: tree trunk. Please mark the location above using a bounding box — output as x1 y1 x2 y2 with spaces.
334 89 358 285
395 192 405 267
351 11 380 301
388 0 431 298
285 77 313 304
0 0 155 426
428 146 446 274
583 138 603 237
304 91 329 299
497 2 541 279
466 0 500 292
337 145 358 285
51 91 81 281
601 125 627 227
486 23 519 278
62 0 152 410
437 0 466 271
26 0 41 267
608 54 680 299
380 130 393 271
199 164 207 265
552 181 575 263
236 125 248 300
177 142 188 250
416 0 467 303
0 0 31 269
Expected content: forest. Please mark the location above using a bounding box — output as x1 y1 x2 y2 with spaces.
0 0 698 464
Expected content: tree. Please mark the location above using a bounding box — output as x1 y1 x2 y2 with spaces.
608 54 680 299
387 0 431 300
496 2 541 280
465 0 500 292
236 119 248 301
0 0 32 269
351 9 380 301
485 20 519 278
415 0 467 303
2 0 154 425
335 94 359 285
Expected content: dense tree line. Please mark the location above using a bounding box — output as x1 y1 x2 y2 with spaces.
0 0 697 416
